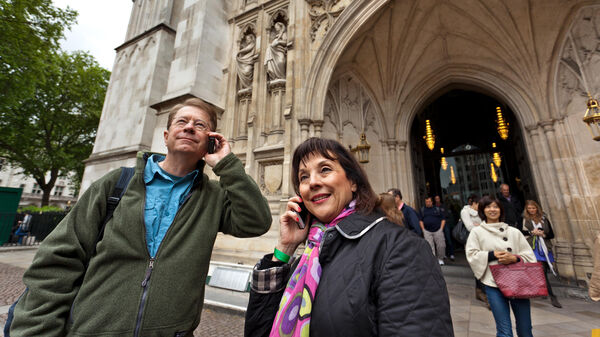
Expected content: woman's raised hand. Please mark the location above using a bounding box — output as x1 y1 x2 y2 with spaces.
276 195 310 257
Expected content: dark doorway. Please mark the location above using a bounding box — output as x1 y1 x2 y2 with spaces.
410 89 537 210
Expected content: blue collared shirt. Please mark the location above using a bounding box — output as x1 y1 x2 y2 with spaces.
143 154 198 257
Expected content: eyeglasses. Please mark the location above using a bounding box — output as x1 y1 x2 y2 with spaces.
174 118 210 131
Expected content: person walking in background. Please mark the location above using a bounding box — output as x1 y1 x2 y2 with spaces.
420 196 446 265
466 196 536 337
245 138 453 337
388 188 422 236
14 212 32 245
460 194 488 305
497 183 523 230
436 195 455 261
522 200 562 308
379 193 405 226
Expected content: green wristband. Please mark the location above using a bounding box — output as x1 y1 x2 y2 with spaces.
273 247 291 263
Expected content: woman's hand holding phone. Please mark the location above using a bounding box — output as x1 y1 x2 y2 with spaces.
276 195 310 258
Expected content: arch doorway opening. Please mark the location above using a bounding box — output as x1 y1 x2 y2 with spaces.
410 89 538 212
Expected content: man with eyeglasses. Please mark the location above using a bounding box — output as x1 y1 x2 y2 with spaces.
7 98 272 336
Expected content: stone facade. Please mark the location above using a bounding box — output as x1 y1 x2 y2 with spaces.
82 0 600 284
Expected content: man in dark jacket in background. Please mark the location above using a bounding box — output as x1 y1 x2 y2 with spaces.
7 98 272 337
497 183 523 230
388 188 422 236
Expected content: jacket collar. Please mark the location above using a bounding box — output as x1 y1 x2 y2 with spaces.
137 151 206 190
335 211 386 239
480 221 509 235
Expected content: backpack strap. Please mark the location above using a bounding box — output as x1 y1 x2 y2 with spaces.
92 167 135 256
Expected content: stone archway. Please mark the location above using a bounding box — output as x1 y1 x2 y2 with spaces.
309 0 598 283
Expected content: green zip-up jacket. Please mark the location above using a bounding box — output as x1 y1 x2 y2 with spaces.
9 152 272 337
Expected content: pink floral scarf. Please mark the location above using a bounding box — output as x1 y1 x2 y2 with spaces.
270 201 356 337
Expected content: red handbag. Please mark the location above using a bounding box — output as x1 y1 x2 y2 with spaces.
489 257 548 299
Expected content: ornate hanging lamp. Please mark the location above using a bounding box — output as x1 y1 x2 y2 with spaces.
490 163 498 183
496 106 509 140
583 95 600 141
349 132 371 163
492 142 501 167
440 147 448 170
424 119 435 150
450 165 456 184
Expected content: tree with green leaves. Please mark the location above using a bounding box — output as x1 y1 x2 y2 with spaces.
0 51 110 206
0 0 77 110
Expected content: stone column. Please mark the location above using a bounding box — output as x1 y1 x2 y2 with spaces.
298 119 311 140
313 120 324 138
526 125 575 279
386 140 398 188
267 79 286 133
236 88 252 139
397 141 412 204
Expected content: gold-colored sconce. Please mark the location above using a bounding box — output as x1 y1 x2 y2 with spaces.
490 163 498 183
349 132 371 163
450 166 456 184
492 143 501 167
496 107 509 140
583 95 600 141
424 119 435 151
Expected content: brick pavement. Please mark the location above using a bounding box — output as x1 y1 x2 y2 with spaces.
2 251 600 336
0 262 246 336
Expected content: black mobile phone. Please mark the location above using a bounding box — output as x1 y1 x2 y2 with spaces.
207 136 216 154
295 201 309 229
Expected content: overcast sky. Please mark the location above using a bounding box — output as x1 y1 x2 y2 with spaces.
53 0 133 70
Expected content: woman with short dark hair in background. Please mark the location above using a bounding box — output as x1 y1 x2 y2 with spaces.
244 137 453 337
522 200 561 308
466 196 536 337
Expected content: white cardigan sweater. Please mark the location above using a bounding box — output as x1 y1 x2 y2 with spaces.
466 221 536 287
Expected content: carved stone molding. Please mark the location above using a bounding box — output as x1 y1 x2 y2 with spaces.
324 74 379 139
259 160 283 196
306 0 347 42
556 6 600 114
538 119 556 132
267 79 286 92
237 87 252 100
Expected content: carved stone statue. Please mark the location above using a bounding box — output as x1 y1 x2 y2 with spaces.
265 22 287 81
236 33 257 90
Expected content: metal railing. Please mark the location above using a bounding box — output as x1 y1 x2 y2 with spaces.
0 212 67 246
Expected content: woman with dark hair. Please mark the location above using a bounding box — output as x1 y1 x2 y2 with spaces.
466 196 536 337
378 193 405 226
522 200 561 308
245 137 453 337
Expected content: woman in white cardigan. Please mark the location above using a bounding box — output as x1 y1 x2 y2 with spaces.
466 196 536 337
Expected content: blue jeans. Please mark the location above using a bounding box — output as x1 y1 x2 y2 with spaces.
484 286 533 337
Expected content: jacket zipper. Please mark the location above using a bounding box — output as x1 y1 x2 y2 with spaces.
132 185 193 336
134 258 154 337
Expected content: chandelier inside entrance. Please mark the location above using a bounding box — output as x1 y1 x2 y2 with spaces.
492 143 501 167
496 107 509 140
490 163 498 183
424 119 435 150
440 147 448 170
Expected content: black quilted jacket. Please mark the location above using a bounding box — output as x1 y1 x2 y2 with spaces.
244 211 454 336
